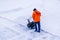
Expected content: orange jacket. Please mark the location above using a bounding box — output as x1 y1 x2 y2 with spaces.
32 10 41 22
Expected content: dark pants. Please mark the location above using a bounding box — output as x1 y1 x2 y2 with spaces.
34 22 41 32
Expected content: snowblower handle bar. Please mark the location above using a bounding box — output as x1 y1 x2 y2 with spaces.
27 19 30 23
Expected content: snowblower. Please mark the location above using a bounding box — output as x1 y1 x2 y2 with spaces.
27 19 35 29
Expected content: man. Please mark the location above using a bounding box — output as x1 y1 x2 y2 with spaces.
32 8 41 32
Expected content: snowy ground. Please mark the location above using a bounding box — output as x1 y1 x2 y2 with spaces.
0 0 60 40
0 17 60 40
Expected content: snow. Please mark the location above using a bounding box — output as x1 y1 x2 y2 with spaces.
0 0 60 40
41 0 60 36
